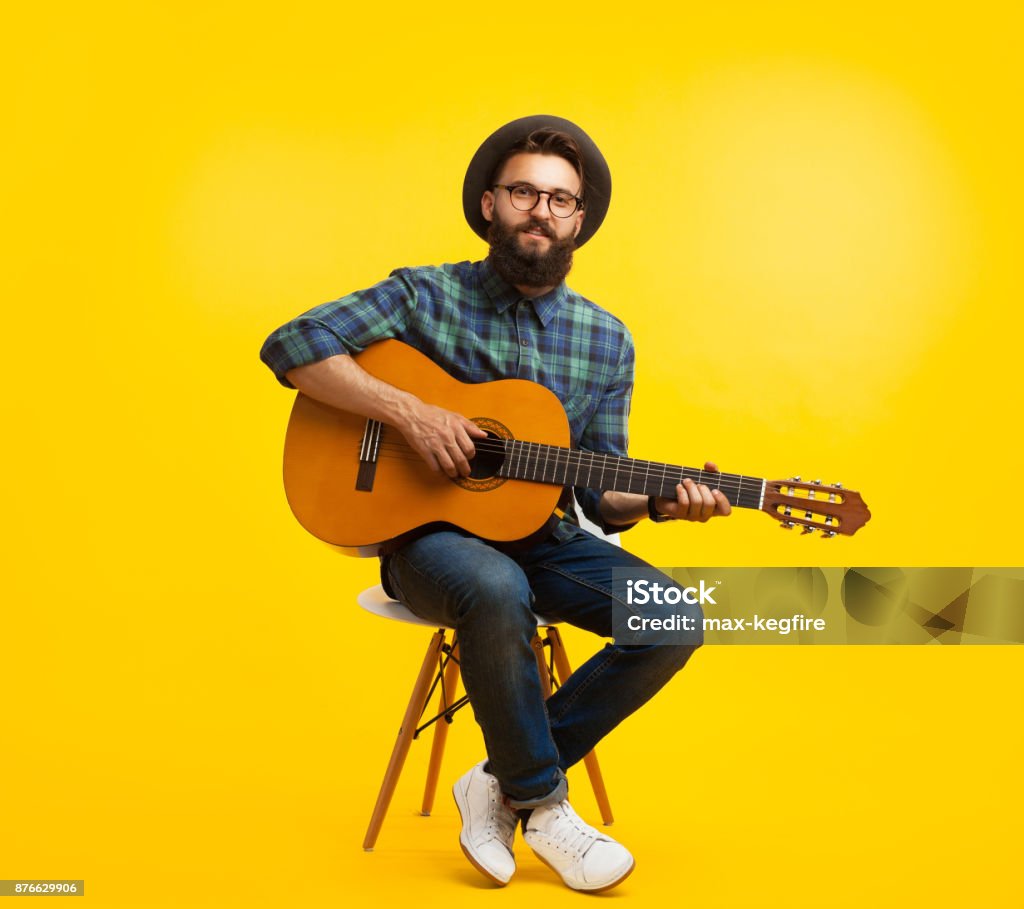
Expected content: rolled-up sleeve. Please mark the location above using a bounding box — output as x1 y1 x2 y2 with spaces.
260 269 419 387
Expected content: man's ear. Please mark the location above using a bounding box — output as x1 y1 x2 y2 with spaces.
573 207 586 238
481 189 495 223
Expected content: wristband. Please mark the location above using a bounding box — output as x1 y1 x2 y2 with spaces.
648 495 672 523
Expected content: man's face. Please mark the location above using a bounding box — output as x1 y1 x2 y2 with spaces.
481 152 586 291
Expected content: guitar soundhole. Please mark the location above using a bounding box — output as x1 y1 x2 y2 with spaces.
452 419 511 492
468 430 505 479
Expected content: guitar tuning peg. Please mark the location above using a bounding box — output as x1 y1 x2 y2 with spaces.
823 531 837 538
834 482 843 488
791 476 802 482
801 526 815 535
814 479 822 484
780 521 795 530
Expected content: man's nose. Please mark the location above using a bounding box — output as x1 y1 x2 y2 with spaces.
531 193 554 218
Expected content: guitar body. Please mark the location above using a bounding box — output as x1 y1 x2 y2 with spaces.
283 340 571 556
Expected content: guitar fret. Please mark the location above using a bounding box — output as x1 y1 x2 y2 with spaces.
491 436 769 514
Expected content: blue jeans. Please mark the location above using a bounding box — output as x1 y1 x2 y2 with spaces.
384 523 703 809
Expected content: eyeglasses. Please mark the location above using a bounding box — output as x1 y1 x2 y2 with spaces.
493 183 584 218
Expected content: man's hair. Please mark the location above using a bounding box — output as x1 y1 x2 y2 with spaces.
489 128 587 201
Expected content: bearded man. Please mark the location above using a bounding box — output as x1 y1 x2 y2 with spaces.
261 115 730 892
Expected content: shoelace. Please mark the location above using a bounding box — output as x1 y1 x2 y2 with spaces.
539 804 601 856
484 777 517 845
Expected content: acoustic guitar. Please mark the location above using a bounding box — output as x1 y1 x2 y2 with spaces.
282 340 871 556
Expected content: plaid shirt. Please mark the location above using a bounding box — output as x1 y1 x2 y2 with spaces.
260 258 636 533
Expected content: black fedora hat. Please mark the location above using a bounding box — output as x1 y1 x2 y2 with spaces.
462 115 611 249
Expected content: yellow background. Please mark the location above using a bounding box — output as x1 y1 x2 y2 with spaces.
2 2 1021 906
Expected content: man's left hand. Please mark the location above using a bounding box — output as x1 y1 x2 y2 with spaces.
653 461 732 522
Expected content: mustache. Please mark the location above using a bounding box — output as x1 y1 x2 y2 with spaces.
518 221 555 239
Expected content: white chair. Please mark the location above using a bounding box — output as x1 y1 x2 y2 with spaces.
358 514 618 851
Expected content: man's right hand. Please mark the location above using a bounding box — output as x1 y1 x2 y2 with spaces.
400 400 488 478
286 352 486 479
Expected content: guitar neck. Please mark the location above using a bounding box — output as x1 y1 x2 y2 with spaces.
496 440 766 510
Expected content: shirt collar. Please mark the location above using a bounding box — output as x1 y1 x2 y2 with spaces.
479 257 568 328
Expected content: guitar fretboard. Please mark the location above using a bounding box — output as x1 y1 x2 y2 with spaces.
495 439 765 510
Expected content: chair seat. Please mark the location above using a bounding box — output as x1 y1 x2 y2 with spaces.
357 583 559 628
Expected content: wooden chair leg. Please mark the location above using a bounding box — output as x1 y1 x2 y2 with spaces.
362 630 447 851
531 633 553 697
421 640 461 816
545 626 615 825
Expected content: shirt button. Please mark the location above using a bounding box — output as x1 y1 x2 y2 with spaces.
520 337 530 347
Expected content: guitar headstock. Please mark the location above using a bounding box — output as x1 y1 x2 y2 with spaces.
761 478 871 537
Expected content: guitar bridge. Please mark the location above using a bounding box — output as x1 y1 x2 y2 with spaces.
356 418 382 492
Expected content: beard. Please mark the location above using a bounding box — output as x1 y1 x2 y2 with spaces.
487 214 575 291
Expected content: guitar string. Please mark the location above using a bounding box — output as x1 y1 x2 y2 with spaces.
357 441 847 519
363 437 781 504
369 435 838 495
369 440 767 487
368 437 766 490
369 436 753 486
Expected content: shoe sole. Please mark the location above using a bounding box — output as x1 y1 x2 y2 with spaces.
452 782 512 887
530 849 636 893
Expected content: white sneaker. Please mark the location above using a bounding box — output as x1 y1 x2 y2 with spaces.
452 760 518 885
523 800 635 892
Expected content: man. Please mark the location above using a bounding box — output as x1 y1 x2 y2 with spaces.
261 116 730 892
